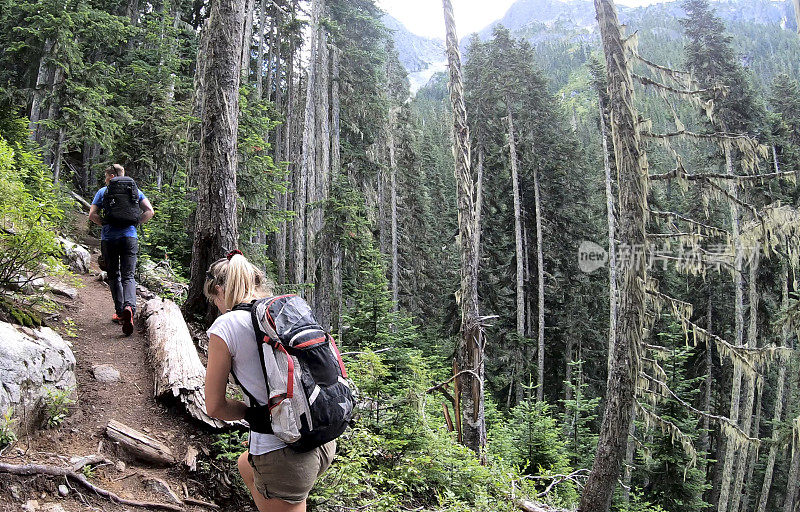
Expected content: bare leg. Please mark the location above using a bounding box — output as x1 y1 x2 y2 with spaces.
237 451 307 512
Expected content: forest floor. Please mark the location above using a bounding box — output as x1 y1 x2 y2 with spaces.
0 215 245 512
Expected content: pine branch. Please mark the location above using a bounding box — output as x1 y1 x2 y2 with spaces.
632 73 712 96
633 54 692 78
643 129 755 142
651 210 729 237
650 169 795 182
638 374 759 446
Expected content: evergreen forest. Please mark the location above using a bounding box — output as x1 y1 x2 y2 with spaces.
2 0 800 511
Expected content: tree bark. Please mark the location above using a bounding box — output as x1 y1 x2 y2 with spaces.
534 167 545 403
142 299 229 428
783 445 800 512
184 0 245 320
793 0 800 35
579 1 647 510
309 22 330 325
505 103 525 339
442 0 485 459
729 251 760 512
106 419 176 466
599 97 617 376
756 263 790 512
29 38 55 145
295 0 323 288
256 0 267 99
718 143 745 512
240 0 255 82
389 105 400 312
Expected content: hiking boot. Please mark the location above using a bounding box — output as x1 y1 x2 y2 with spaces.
112 313 122 324
122 306 134 336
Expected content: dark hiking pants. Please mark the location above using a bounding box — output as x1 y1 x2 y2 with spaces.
101 237 138 315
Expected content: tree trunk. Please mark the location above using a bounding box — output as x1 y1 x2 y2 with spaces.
240 0 255 82
579 1 647 510
700 296 713 499
442 0 485 459
277 4 296 286
295 0 324 289
729 251 760 512
534 167 545 403
505 103 525 339
741 381 763 512
106 420 175 466
389 106 400 312
184 0 245 321
265 8 277 103
718 143 745 512
256 0 267 99
599 97 617 375
141 299 229 428
756 263 790 512
29 38 55 145
52 127 65 184
784 446 800 512
331 44 342 334
309 24 330 325
793 0 800 35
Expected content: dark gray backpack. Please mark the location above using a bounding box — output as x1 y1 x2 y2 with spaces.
102 176 141 227
234 295 354 452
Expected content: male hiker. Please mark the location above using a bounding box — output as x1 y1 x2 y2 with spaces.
88 164 154 336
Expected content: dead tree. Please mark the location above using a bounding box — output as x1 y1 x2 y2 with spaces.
579 1 647 510
442 0 486 458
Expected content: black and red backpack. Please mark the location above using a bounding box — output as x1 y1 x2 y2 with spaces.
233 295 354 452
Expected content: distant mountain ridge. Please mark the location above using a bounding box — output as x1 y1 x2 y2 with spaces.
382 14 445 74
383 0 795 93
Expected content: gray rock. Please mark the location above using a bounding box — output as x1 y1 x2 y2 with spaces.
58 238 91 274
143 477 183 505
7 275 45 293
10 484 21 500
22 500 38 512
57 485 69 497
115 460 126 472
0 322 76 434
91 364 120 383
48 283 78 300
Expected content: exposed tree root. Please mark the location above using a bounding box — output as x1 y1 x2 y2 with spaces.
0 462 184 511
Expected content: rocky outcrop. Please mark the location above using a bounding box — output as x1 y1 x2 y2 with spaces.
0 322 76 434
58 238 90 274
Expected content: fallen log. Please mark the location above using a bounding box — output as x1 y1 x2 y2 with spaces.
0 462 183 511
69 190 91 212
141 298 228 429
106 419 176 466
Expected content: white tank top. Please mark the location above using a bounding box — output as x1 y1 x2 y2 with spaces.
207 309 287 455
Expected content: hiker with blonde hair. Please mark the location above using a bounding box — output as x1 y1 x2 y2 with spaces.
203 250 336 512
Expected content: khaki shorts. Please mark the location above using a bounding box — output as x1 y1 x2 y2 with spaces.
249 441 336 503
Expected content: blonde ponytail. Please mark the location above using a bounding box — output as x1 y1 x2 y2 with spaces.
203 252 272 312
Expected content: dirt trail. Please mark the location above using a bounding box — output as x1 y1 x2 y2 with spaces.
0 236 230 512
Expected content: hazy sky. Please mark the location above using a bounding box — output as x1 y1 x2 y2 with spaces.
376 0 670 39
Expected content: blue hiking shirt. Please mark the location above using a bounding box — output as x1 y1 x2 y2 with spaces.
92 187 148 241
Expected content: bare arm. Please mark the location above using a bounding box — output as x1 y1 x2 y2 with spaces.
88 205 103 226
139 197 155 224
205 334 247 421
